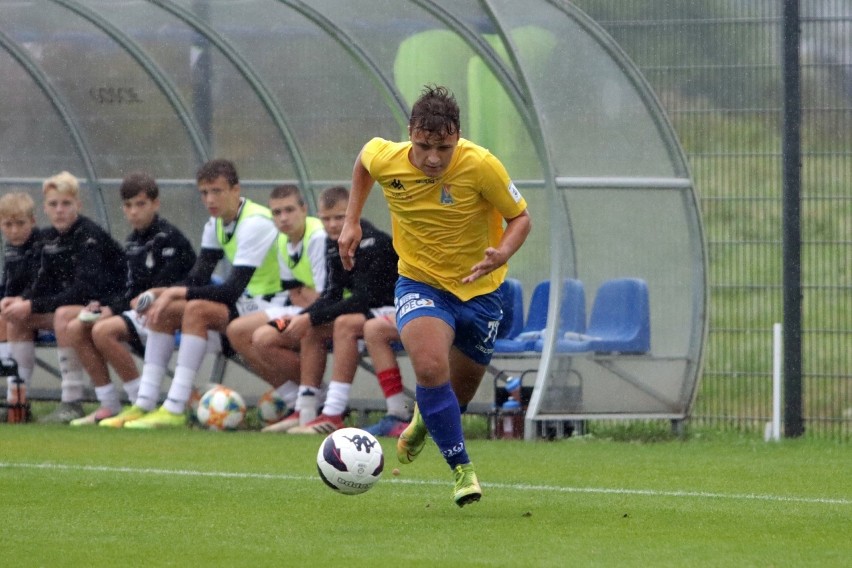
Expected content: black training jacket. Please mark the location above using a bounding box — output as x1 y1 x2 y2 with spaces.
120 215 197 312
1 227 44 298
305 220 398 326
23 215 126 313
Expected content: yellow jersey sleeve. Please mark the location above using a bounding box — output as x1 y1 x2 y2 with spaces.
361 137 527 301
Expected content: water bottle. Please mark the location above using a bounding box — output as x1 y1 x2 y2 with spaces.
500 376 523 439
3 358 28 424
504 376 522 403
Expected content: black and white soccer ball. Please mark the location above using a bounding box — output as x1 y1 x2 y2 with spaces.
316 427 384 495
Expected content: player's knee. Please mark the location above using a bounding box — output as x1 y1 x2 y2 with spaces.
411 358 449 384
184 299 225 328
225 320 247 348
333 314 364 341
65 318 86 344
53 305 77 328
252 325 279 350
91 319 120 349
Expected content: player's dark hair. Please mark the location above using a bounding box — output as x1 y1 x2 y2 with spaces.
409 84 460 137
120 172 159 201
318 186 349 210
269 184 305 207
196 158 239 186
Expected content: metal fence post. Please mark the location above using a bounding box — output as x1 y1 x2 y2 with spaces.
781 0 804 438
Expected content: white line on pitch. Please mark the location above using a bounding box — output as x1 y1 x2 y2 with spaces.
1 461 849 506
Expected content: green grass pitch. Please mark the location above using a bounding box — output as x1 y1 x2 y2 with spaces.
1 424 849 567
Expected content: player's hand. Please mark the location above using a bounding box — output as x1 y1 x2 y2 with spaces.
268 317 290 333
463 247 507 284
133 290 156 314
145 287 181 327
0 296 20 312
78 301 103 324
281 313 310 339
1 298 31 321
337 221 362 271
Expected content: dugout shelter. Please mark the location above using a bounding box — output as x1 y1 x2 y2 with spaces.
0 0 706 436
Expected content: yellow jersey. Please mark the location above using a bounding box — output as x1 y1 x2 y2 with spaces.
360 137 527 301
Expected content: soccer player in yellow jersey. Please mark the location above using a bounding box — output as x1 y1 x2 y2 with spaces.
339 85 532 507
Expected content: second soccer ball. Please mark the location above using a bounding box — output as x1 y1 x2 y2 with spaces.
196 385 246 431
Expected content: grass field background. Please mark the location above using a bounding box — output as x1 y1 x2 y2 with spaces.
1 421 849 567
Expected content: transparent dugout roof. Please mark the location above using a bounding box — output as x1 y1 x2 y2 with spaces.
0 0 706 422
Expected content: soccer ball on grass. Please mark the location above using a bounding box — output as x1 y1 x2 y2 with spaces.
196 385 246 431
256 389 289 426
316 427 384 495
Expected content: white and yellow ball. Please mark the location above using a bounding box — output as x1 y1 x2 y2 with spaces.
196 385 246 431
256 389 289 426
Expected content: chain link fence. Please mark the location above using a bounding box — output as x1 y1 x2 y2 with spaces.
571 0 851 439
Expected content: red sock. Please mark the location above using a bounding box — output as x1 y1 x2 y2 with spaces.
377 368 404 398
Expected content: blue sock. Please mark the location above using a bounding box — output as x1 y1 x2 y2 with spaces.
416 383 470 469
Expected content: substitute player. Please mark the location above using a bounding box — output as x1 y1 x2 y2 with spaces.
225 183 327 412
66 172 196 425
110 159 282 429
338 85 531 506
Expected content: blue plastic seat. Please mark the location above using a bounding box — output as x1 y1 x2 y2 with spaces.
496 278 524 340
544 277 651 354
495 279 586 353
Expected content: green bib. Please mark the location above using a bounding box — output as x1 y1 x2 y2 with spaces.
278 216 324 289
216 199 280 297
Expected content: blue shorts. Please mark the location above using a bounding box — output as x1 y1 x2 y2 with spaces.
394 276 503 365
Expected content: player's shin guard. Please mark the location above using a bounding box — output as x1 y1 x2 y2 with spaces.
416 383 470 469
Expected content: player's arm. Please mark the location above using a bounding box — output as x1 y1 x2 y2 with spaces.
32 236 106 313
339 148 373 270
149 230 199 288
177 247 220 289
143 246 222 322
186 266 253 305
464 209 531 284
188 214 277 305
285 229 327 308
302 259 344 326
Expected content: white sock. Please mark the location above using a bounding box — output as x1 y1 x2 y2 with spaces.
123 377 141 403
162 334 208 414
58 347 84 403
145 331 177 366
136 364 165 411
322 381 351 417
163 366 194 414
275 381 299 408
296 386 319 423
173 334 208 374
386 393 413 420
135 332 175 411
0 342 10 359
94 384 121 413
9 341 35 387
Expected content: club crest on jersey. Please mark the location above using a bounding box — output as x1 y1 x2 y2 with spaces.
440 184 454 205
